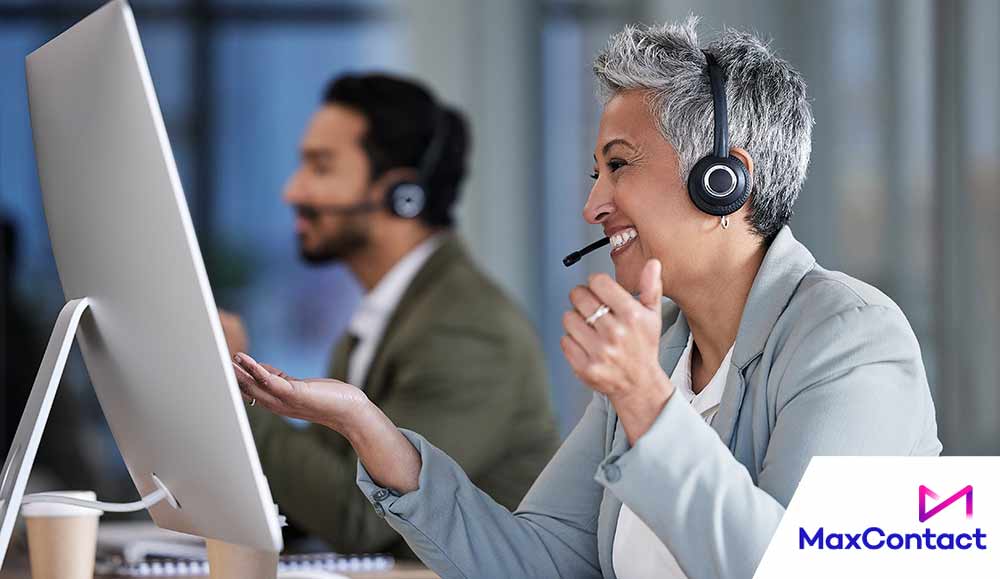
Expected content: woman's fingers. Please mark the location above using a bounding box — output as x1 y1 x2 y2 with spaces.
560 334 588 370
562 309 601 353
232 360 257 393
235 353 271 384
588 273 638 318
570 282 627 341
260 362 292 380
570 285 615 336
235 353 274 386
569 285 602 318
234 353 293 399
231 362 280 408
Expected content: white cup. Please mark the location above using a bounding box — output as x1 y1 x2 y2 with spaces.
21 490 103 579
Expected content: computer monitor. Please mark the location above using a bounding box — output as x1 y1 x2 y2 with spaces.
0 0 283 563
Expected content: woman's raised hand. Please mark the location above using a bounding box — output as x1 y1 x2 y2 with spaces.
560 258 675 444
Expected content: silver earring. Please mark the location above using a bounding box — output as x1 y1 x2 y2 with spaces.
720 215 730 229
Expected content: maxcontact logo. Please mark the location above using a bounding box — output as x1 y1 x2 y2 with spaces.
919 485 973 522
798 485 987 551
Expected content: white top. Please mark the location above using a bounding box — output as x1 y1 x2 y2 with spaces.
612 333 735 579
346 234 445 388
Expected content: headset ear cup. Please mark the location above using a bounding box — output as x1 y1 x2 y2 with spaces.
386 181 427 219
687 155 751 216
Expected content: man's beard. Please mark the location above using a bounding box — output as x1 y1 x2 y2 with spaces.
299 215 370 264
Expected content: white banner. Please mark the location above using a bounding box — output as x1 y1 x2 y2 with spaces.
754 457 1000 578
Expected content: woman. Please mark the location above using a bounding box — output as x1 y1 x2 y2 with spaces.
233 20 941 579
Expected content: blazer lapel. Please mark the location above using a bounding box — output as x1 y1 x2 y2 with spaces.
710 364 747 449
360 234 464 400
659 303 690 376
327 333 358 382
653 300 747 449
711 226 817 448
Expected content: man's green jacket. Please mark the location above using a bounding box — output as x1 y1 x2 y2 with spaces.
248 234 560 556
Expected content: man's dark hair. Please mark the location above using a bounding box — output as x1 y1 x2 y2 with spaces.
323 73 470 227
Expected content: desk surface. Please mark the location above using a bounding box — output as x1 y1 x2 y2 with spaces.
0 561 438 579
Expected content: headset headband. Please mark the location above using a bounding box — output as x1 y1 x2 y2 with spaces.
703 51 729 159
417 106 449 184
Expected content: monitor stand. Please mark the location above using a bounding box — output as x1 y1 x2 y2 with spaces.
0 299 279 579
0 298 94 571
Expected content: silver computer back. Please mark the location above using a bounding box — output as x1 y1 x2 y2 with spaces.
20 0 282 551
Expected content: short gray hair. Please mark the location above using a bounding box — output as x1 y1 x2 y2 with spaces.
593 17 813 240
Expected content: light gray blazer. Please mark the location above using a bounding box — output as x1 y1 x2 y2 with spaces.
356 226 942 579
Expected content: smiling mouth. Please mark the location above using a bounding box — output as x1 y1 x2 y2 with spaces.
609 227 638 255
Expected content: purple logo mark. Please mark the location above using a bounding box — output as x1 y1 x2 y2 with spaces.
919 485 973 523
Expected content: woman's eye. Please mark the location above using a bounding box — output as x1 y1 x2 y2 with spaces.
590 158 627 179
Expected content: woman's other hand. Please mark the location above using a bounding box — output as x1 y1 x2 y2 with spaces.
232 353 369 435
561 258 675 444
232 353 421 492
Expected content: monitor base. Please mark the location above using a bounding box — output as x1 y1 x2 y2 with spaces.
206 537 278 579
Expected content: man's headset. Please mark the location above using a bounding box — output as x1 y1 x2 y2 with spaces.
563 50 751 267
302 106 450 221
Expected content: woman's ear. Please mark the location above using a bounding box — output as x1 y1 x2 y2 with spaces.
730 147 754 178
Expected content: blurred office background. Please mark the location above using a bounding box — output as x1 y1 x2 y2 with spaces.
1 0 998 497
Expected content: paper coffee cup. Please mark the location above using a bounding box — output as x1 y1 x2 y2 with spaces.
206 538 279 579
22 490 102 579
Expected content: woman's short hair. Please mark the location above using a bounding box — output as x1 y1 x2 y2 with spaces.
594 17 814 241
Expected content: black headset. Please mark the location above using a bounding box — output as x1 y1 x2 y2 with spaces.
686 51 751 216
563 51 752 267
383 106 450 220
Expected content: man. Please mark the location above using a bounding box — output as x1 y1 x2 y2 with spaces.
221 73 559 557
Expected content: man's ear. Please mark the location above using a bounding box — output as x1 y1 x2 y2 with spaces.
369 167 420 203
730 147 754 178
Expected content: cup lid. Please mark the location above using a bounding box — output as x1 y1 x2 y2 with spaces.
21 490 103 518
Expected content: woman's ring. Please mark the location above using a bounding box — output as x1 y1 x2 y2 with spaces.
585 304 611 326
250 398 257 407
